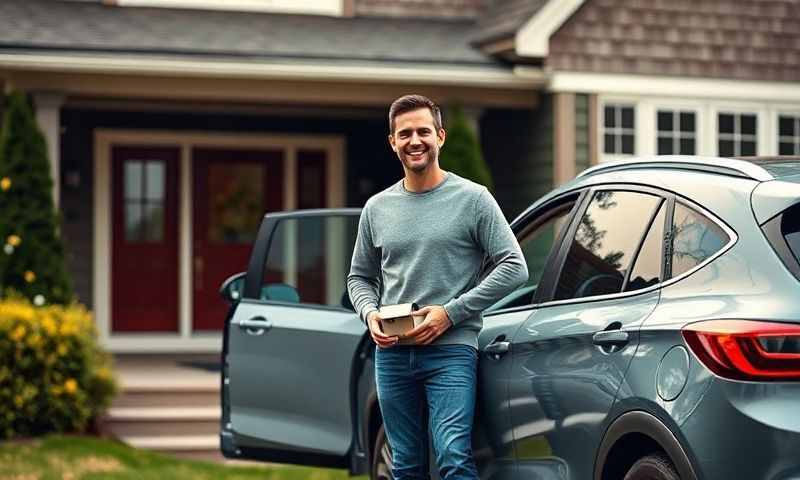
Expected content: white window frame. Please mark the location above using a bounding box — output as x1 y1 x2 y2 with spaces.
601 102 637 160
655 108 698 155
776 111 800 156
716 111 759 157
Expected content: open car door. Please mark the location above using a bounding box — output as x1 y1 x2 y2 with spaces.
221 209 367 467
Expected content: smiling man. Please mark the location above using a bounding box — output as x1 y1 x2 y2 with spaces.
347 94 528 480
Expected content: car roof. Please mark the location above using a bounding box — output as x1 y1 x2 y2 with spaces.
577 155 800 182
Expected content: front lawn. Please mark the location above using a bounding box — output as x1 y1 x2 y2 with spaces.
0 435 368 480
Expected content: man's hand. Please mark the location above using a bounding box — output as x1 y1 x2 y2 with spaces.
367 311 399 348
406 305 452 345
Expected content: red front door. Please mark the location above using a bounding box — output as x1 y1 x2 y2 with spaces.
192 148 284 331
112 146 180 332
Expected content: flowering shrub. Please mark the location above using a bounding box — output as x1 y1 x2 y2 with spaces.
0 296 116 438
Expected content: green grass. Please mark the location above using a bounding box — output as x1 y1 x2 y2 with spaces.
0 435 369 480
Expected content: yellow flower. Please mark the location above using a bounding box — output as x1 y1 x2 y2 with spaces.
50 385 63 396
64 378 78 394
57 343 68 356
42 316 57 336
6 235 20 247
13 395 23 408
0 177 10 191
26 333 41 348
10 325 26 342
23 271 36 283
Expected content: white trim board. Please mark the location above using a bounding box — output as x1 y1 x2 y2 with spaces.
550 72 800 102
0 53 543 89
516 0 586 58
94 129 346 352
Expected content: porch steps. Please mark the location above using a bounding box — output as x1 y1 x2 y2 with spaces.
102 355 238 463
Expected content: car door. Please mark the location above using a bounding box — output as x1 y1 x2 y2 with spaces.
221 209 366 466
508 187 668 480
475 191 585 480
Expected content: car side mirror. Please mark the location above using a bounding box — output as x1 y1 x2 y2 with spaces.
220 271 247 304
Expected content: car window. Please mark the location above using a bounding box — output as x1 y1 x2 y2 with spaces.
781 203 800 263
671 202 730 278
487 199 576 311
554 190 662 301
261 215 360 309
625 202 666 292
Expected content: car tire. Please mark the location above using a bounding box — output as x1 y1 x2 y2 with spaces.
623 453 679 480
372 424 394 480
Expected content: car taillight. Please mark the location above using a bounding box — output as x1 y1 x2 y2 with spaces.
682 320 800 381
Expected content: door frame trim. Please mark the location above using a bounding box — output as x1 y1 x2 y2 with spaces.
94 129 346 352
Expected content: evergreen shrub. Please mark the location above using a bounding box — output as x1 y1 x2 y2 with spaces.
438 106 494 192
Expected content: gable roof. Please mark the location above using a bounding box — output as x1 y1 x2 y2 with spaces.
472 0 549 46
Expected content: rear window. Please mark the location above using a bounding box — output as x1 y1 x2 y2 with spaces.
782 204 800 262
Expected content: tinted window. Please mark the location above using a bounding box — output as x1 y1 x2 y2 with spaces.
625 203 666 291
671 203 730 277
782 203 800 263
488 201 575 311
554 191 662 300
262 216 359 308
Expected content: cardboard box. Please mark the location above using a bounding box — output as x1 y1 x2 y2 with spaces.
378 303 426 345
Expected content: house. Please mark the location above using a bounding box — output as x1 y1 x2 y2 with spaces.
1 0 798 353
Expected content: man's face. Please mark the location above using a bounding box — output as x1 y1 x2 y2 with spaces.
388 108 446 174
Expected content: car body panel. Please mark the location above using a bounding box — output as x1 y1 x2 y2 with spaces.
228 300 365 455
751 178 800 225
510 289 659 480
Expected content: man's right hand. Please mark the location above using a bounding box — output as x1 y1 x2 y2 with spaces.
367 311 399 348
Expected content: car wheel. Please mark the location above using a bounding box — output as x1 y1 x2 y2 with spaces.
623 453 679 480
372 424 394 480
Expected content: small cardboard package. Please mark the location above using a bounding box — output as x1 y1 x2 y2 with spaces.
378 303 425 345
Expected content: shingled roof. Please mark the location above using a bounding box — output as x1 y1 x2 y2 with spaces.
549 0 800 82
472 0 549 45
0 0 497 67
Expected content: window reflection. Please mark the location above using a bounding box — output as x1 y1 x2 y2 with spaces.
555 191 661 300
671 203 729 277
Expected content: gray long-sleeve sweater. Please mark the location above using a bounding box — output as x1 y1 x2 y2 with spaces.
346 172 529 349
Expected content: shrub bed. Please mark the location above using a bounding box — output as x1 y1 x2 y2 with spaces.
0 296 116 438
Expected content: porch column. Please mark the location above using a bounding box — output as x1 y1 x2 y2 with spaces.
33 92 64 208
588 93 600 166
553 92 576 186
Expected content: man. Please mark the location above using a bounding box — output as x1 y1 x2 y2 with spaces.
347 94 528 480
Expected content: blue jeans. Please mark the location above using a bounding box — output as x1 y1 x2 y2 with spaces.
375 344 479 480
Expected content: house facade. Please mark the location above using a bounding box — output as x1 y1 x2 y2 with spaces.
1 0 798 352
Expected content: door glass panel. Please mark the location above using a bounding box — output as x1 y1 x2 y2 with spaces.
145 162 165 201
262 215 360 309
125 203 142 242
143 204 165 242
671 202 730 277
208 163 264 244
124 161 143 200
626 203 666 291
554 191 661 300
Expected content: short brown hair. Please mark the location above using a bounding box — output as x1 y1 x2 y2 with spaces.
388 94 443 134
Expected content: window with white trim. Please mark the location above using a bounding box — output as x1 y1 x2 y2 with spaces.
779 115 800 155
718 113 757 157
603 104 635 155
657 110 696 155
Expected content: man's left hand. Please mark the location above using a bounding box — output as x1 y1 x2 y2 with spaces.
406 305 452 345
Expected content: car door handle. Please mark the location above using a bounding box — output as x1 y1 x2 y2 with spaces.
485 340 510 359
239 317 272 335
592 330 629 347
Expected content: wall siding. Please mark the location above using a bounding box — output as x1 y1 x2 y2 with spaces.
575 93 591 175
354 0 484 19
